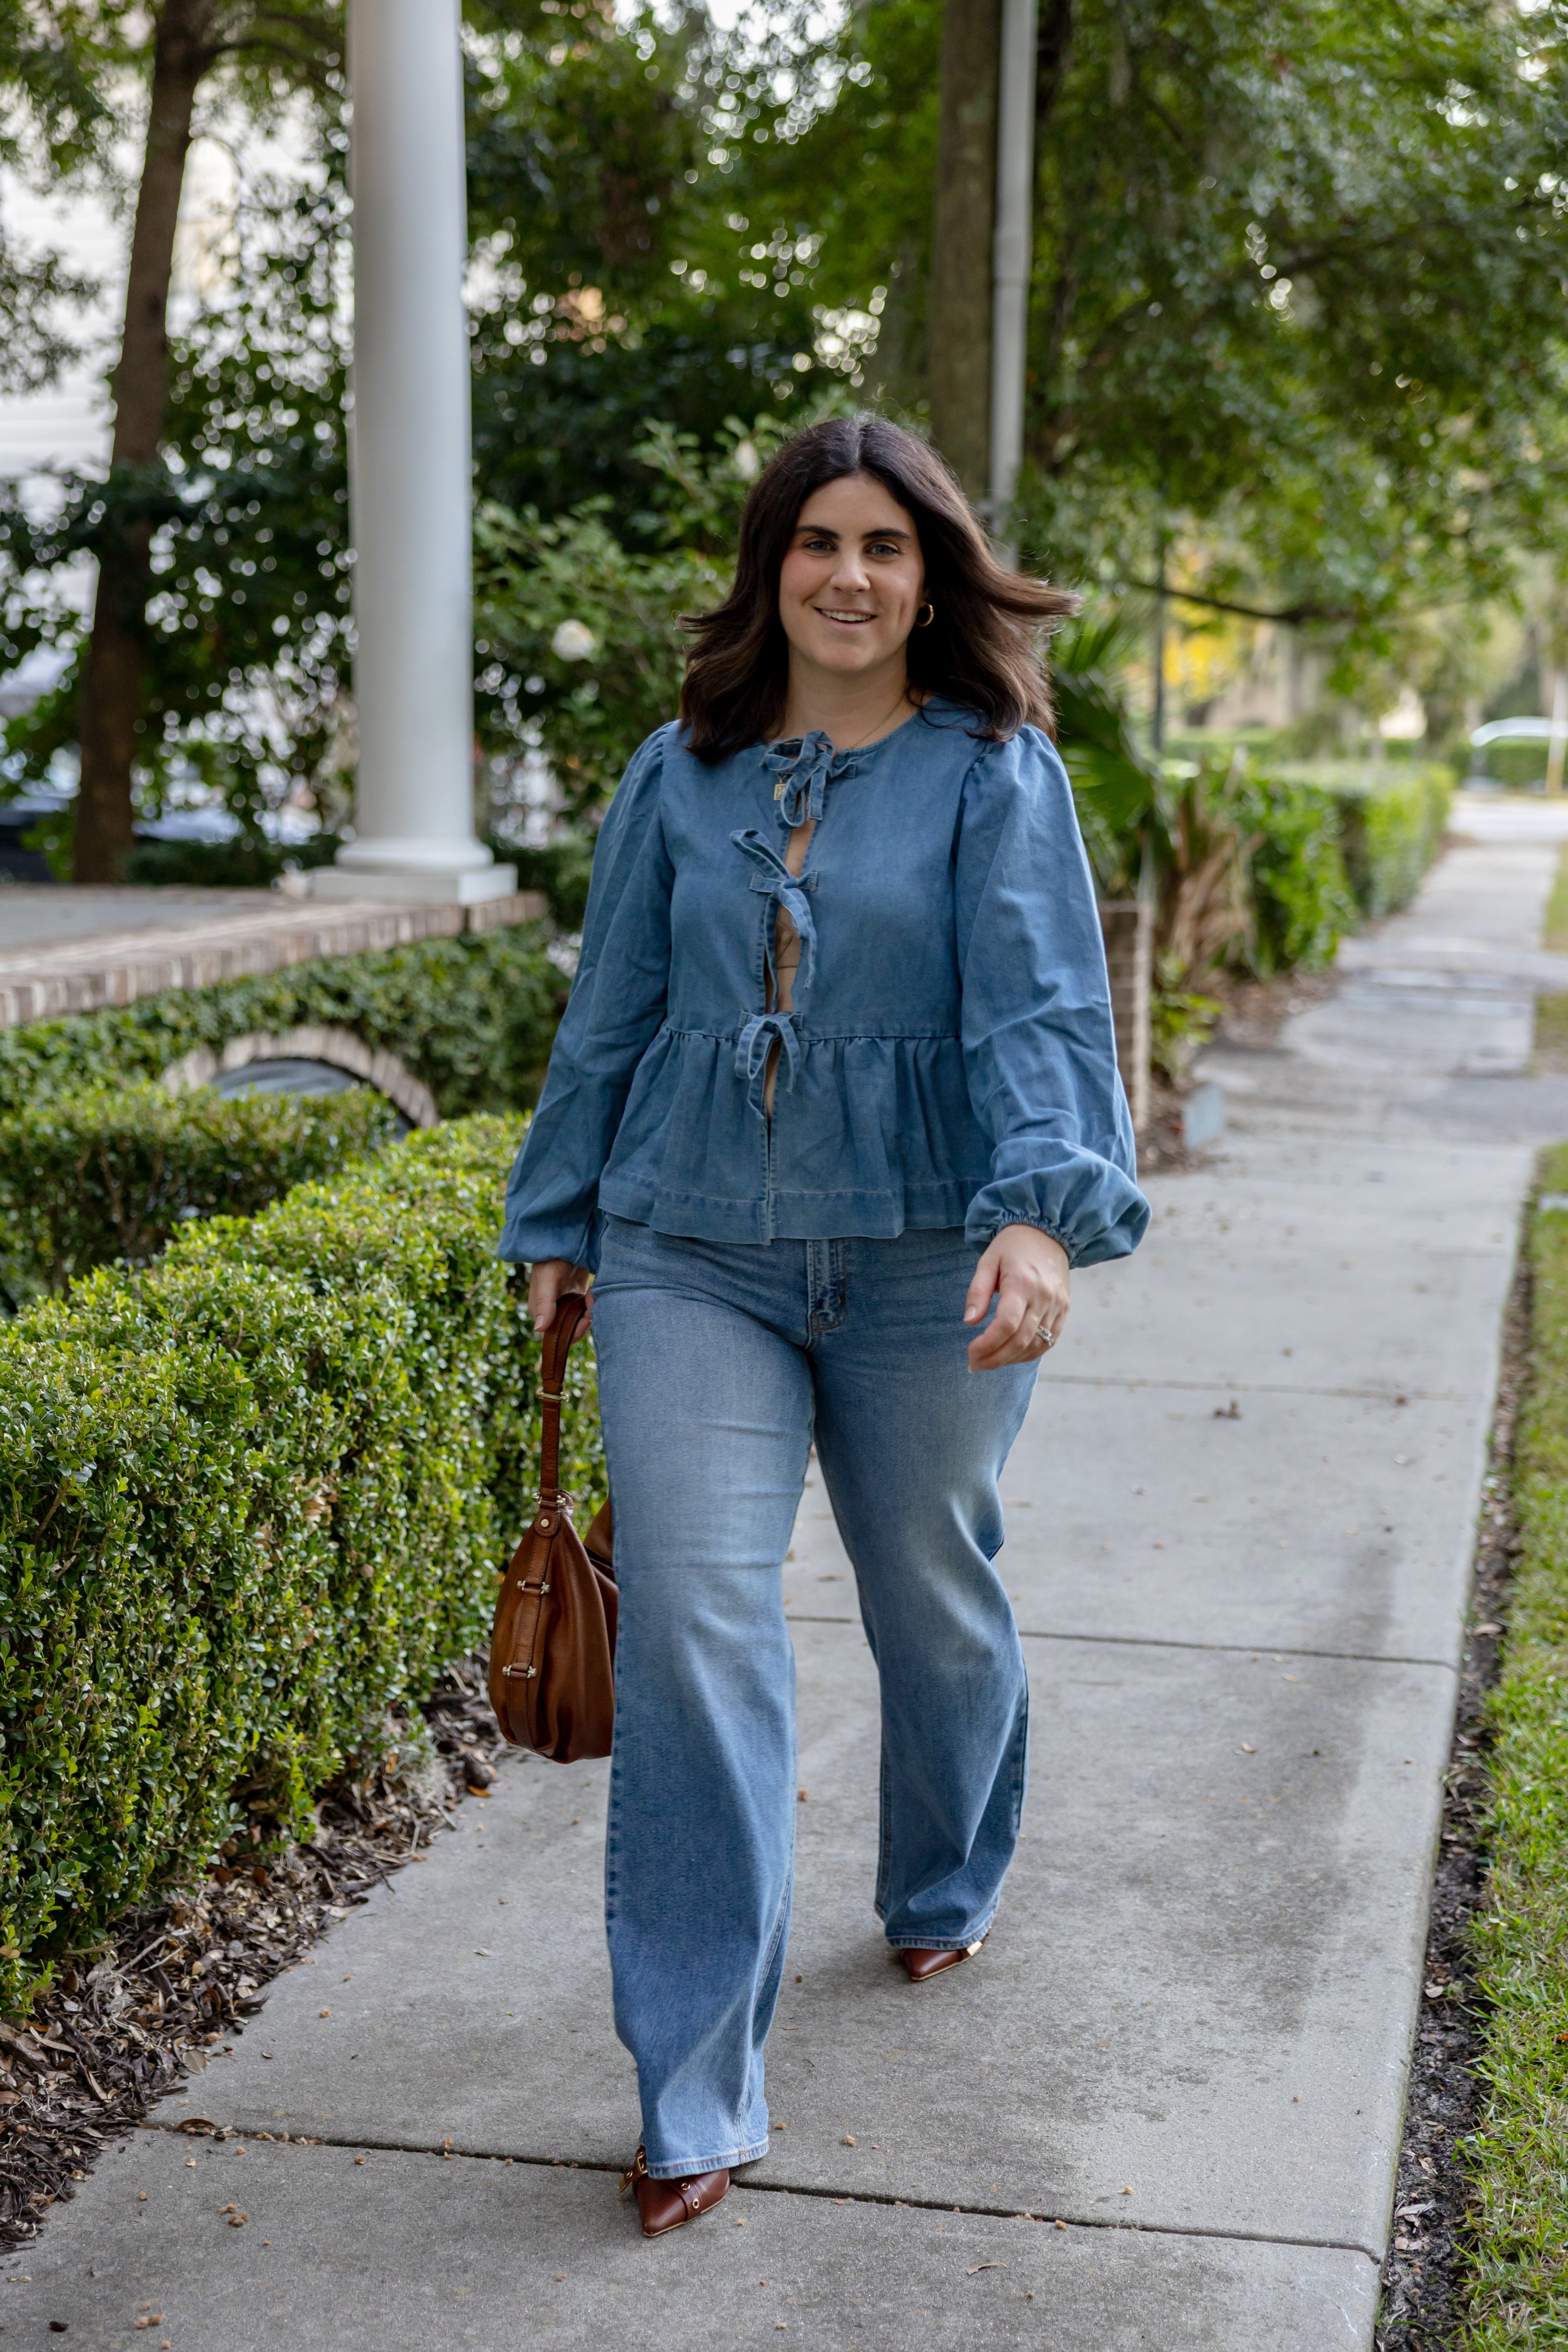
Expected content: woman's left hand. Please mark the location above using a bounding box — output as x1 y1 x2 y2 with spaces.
964 1225 1071 1371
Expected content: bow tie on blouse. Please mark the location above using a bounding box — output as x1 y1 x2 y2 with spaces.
731 829 818 996
731 827 818 1118
734 1009 802 1119
761 731 858 829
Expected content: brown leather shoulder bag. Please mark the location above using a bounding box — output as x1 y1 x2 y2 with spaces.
488 1292 617 1760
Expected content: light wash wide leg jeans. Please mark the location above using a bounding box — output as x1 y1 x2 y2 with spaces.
589 1216 1037 2180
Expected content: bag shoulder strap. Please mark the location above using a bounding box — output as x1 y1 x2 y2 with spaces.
538 1292 588 1503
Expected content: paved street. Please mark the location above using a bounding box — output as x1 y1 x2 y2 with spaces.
8 795 1568 2348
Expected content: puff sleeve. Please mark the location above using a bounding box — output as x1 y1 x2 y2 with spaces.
497 725 675 1270
954 727 1150 1267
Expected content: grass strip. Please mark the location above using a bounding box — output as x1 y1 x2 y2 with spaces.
1541 840 1568 953
1461 1140 1568 2342
1531 994 1568 1076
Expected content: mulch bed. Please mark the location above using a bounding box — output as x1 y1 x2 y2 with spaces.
0 1653 508 2247
1205 965 1342 1053
1134 968 1343 1174
1372 1243 1528 2348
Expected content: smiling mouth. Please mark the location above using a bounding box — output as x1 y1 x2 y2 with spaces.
816 608 875 624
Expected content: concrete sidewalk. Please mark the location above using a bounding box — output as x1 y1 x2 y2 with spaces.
9 794 1568 2349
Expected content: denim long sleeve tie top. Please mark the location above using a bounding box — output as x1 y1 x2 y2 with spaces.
498 699 1150 1272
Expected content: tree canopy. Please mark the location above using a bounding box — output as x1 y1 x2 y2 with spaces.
0 0 1565 848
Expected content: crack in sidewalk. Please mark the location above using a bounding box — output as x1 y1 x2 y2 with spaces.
783 1612 1461 1672
134 2120 1383 2265
1045 1375 1475 1404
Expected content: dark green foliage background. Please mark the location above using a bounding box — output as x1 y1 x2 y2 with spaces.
0 1081 399 1305
0 921 568 1124
0 1116 603 2007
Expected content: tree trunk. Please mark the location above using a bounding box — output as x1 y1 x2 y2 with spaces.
927 0 1001 500
73 0 217 884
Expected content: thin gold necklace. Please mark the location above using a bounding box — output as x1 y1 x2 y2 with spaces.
787 687 914 757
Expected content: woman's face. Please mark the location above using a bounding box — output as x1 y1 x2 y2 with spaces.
777 472 926 685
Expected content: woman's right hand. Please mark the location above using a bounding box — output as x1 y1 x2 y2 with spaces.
528 1257 595 1333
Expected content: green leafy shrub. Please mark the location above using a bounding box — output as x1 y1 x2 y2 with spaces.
1230 768 1359 974
1147 753 1448 992
122 834 344 889
1474 739 1548 793
0 1115 601 2007
474 414 809 828
0 921 567 1124
0 1081 399 1306
503 832 598 932
475 494 730 826
1151 959 1222 1082
1145 753 1356 990
1272 759 1454 919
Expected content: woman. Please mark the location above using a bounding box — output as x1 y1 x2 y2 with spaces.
498 416 1148 2238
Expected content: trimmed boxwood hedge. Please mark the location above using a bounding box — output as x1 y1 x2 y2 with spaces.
1223 768 1360 975
1272 759 1454 921
0 1115 601 2008
0 920 568 1123
0 1082 401 1307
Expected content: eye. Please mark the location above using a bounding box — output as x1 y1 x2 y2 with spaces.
866 539 903 557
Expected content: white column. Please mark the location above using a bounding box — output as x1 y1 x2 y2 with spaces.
989 0 1038 565
311 0 514 903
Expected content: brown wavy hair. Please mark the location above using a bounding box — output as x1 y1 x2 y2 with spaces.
678 416 1076 763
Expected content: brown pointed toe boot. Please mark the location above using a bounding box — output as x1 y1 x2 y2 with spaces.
621 2145 731 2237
898 1935 987 1984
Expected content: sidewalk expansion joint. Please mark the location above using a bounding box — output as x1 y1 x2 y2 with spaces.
1046 1374 1463 1404
135 2123 1383 2264
781 1613 1457 1672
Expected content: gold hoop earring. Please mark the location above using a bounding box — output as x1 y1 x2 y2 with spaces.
914 600 936 628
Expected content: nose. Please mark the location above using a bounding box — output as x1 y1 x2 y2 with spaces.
829 544 871 594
